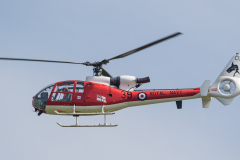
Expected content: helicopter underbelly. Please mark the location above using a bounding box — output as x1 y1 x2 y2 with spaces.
45 102 129 115
45 94 201 115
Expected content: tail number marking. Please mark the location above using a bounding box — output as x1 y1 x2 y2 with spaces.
121 91 132 99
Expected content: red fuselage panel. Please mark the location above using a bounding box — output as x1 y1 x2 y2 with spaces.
45 81 200 106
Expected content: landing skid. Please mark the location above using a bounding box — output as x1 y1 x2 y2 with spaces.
57 123 118 127
55 105 118 127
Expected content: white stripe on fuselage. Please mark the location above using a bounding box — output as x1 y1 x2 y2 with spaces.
45 94 201 115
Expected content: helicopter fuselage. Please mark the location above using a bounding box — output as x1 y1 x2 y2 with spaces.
33 80 201 115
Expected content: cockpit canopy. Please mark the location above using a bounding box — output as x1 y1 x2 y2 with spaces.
33 81 84 111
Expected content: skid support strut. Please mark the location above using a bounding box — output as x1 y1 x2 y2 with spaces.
103 106 107 125
55 105 118 127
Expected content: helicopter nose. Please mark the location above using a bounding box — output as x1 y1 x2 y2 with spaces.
32 96 44 116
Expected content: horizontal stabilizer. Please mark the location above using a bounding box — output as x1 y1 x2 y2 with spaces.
202 97 211 108
200 80 211 96
215 97 234 106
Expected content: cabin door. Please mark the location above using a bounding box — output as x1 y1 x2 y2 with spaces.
72 82 85 104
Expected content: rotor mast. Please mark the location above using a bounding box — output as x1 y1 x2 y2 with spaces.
83 60 110 76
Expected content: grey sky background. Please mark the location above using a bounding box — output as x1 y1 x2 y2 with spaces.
1 0 240 160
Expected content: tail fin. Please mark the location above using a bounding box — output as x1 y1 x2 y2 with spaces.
210 53 240 105
200 80 211 108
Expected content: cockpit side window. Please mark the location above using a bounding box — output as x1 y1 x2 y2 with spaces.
75 82 84 93
54 82 74 92
52 82 74 102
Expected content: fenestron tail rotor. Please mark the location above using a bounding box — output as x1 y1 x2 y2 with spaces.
219 80 236 95
0 32 182 77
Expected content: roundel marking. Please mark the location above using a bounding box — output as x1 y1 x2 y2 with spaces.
138 92 147 101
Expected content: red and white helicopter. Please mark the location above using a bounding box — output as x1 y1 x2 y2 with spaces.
1 32 240 127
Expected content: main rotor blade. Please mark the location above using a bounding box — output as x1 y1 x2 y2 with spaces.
0 57 84 65
102 68 112 78
107 32 182 61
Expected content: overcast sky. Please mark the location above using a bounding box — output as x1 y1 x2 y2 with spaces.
1 1 240 160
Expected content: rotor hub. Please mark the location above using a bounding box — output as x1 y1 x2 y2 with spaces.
223 84 231 91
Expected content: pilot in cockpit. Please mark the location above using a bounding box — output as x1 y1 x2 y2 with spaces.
63 86 71 101
62 86 69 92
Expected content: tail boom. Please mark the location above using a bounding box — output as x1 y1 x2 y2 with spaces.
126 88 202 107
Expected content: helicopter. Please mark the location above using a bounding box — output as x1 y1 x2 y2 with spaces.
1 32 240 127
